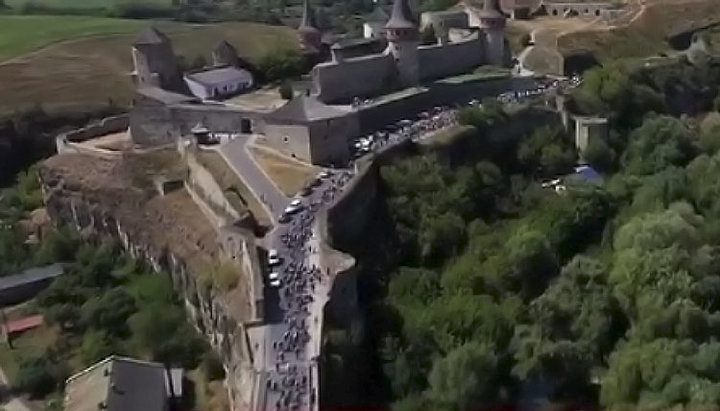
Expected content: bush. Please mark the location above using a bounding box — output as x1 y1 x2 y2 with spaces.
258 48 304 82
14 357 59 398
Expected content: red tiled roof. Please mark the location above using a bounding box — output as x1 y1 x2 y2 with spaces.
2 314 44 335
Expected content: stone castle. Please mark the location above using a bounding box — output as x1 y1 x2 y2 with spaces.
127 0 531 166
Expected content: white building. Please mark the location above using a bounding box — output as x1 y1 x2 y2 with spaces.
184 66 254 100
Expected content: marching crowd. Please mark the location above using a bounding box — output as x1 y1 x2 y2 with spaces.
265 170 353 411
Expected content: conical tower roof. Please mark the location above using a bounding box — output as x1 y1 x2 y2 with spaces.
299 0 320 32
385 0 416 29
479 0 505 19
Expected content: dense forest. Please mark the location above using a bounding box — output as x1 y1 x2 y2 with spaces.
320 54 720 411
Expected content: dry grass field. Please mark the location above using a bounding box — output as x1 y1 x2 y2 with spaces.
557 0 720 60
0 17 297 117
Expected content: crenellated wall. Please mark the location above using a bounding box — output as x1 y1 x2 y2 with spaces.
313 53 396 104
418 37 486 81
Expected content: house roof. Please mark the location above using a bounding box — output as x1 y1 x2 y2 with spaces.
136 87 199 105
386 0 417 29
134 27 170 46
64 356 181 411
0 263 64 292
264 97 349 124
184 66 253 88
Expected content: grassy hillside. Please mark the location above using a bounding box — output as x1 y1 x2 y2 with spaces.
0 15 154 62
0 17 297 116
4 0 171 8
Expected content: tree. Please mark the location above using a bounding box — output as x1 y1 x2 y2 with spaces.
79 330 116 366
583 136 615 172
80 288 137 336
14 357 57 398
518 125 576 176
621 115 697 176
428 341 498 410
129 303 205 368
258 48 304 82
506 228 559 299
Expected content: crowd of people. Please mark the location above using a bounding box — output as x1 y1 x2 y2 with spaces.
265 170 353 411
351 105 459 158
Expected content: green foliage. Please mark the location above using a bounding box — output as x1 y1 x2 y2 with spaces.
129 303 206 368
518 125 576 176
457 100 507 132
14 357 60 398
80 287 137 336
372 55 720 411
428 341 498 410
79 330 116 366
583 136 616 173
258 48 304 82
622 115 697 176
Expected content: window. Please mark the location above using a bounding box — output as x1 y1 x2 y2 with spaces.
283 136 289 143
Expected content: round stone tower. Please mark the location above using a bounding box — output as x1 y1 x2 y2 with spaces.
385 0 420 87
479 0 507 67
298 0 322 54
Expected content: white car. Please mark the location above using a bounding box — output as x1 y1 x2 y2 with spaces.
269 271 280 281
270 279 281 287
290 199 302 207
284 204 303 215
318 170 331 179
267 249 281 266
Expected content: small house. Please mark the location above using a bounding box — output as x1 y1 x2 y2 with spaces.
184 66 254 100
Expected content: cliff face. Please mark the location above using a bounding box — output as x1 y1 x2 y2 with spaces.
39 152 258 410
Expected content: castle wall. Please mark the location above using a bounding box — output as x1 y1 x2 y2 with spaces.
131 103 259 147
264 123 313 163
60 115 128 144
185 150 243 225
418 38 485 82
314 54 396 104
309 115 359 166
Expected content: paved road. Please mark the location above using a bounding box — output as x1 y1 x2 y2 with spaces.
218 135 288 223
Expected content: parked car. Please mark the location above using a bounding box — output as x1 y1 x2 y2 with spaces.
268 249 281 266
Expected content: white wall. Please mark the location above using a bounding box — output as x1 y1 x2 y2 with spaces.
184 76 254 100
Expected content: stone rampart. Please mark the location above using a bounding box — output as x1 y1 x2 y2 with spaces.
184 150 243 225
314 53 396 104
56 115 129 156
418 38 485 81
